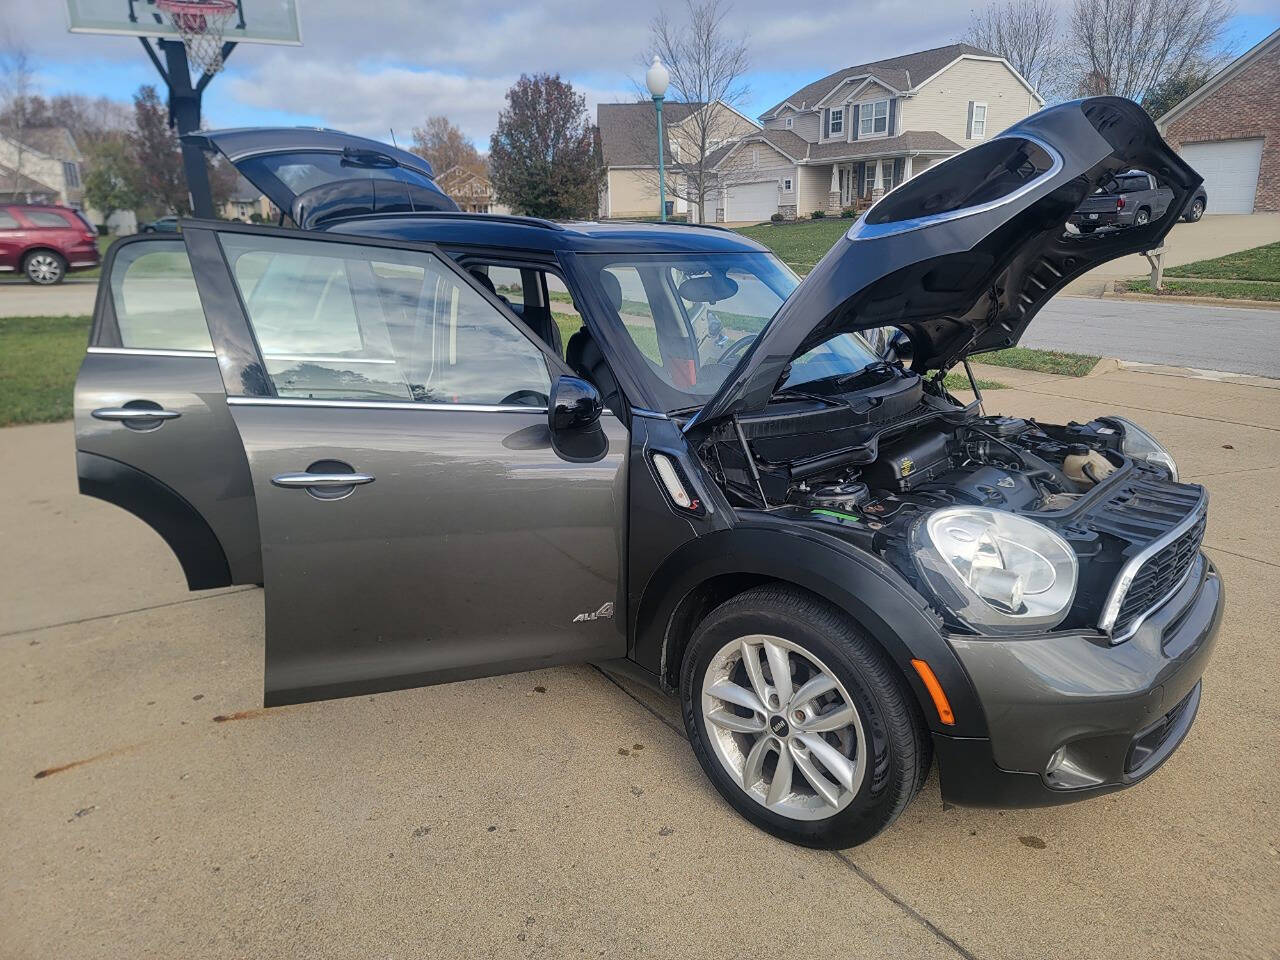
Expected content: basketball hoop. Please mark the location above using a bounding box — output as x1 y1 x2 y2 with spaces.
154 0 238 76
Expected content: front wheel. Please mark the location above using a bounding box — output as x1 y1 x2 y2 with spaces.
24 250 65 284
1185 198 1204 222
680 584 930 848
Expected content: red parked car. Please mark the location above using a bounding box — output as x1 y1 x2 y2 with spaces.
0 204 101 284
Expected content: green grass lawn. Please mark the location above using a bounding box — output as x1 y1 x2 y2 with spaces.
1165 241 1280 281
734 218 851 274
0 315 91 426
1123 277 1280 301
975 347 1100 377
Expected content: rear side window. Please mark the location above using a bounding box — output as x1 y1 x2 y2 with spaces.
0 210 18 229
26 210 71 228
109 240 213 351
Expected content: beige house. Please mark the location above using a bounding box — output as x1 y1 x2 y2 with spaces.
436 165 511 215
597 100 759 221
703 44 1043 223
0 126 85 208
220 174 277 222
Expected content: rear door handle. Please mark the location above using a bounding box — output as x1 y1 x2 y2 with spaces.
92 407 181 421
271 472 376 488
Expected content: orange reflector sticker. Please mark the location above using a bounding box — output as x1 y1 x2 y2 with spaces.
911 659 955 726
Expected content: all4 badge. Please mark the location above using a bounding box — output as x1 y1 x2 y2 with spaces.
573 602 615 623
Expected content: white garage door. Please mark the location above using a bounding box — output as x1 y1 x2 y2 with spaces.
1180 139 1264 214
725 180 779 222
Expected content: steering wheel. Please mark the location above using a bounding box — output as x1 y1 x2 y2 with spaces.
499 389 548 407
716 333 756 365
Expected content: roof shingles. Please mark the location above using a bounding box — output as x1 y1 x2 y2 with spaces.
597 101 704 167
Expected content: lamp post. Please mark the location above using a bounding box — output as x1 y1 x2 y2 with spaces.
646 55 670 222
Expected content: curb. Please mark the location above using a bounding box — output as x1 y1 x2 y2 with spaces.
1102 289 1280 310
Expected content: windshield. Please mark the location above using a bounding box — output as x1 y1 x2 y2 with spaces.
577 252 882 412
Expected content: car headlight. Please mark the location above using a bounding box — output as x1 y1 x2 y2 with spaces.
910 507 1078 634
1104 416 1177 481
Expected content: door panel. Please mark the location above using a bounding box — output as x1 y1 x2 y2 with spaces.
232 402 626 705
183 223 626 705
73 236 261 587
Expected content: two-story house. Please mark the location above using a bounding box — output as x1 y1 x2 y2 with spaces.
597 100 759 220
703 43 1043 223
0 126 85 209
436 164 511 216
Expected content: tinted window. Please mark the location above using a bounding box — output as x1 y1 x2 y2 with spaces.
865 137 1055 225
110 240 212 351
218 233 551 405
0 210 18 229
239 151 436 196
26 210 70 228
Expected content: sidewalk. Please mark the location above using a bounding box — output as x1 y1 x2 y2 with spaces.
3 365 1278 959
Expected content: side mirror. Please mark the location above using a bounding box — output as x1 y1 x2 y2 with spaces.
549 375 603 432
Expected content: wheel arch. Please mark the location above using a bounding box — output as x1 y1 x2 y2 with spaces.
632 525 988 737
22 245 67 266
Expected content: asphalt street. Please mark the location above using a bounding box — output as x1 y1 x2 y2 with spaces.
1028 296 1279 377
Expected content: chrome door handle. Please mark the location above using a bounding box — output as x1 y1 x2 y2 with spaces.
271 472 376 488
92 407 181 421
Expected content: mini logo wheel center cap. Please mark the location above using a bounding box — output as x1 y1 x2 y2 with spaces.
769 715 790 738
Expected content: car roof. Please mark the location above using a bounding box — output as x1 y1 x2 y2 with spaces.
326 212 773 256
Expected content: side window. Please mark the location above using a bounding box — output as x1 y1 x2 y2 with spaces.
0 210 19 228
218 233 551 405
109 240 212 351
27 211 70 227
602 265 664 367
485 265 526 309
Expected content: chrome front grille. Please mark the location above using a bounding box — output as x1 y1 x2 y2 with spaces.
1096 479 1208 642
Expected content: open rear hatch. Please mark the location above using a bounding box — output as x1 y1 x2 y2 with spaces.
689 97 1201 429
184 127 459 229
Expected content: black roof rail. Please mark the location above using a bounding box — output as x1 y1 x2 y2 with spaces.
336 210 566 231
603 218 732 233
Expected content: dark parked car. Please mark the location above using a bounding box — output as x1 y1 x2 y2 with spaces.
74 102 1220 848
0 203 100 283
139 215 181 233
1070 169 1208 231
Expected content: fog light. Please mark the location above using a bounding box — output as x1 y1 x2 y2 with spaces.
1045 745 1067 776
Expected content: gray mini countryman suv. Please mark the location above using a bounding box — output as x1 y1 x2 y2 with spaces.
74 99 1221 848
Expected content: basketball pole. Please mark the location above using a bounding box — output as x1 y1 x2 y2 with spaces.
140 37 236 219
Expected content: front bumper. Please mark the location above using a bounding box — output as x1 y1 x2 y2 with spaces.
934 554 1222 807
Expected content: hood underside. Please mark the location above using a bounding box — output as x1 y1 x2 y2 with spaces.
692 97 1201 427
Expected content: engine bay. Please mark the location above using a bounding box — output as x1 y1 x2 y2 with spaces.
693 364 1193 634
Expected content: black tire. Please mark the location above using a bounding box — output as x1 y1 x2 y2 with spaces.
141 226 156 233
1185 198 1204 222
1134 207 1151 226
680 584 930 848
23 249 66 285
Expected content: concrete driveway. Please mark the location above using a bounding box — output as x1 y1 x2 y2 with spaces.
3 364 1278 959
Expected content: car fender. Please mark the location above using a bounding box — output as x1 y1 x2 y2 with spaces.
631 520 989 737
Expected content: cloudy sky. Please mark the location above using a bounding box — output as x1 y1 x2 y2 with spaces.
8 0 1277 147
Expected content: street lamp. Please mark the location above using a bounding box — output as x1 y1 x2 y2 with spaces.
646 54 670 222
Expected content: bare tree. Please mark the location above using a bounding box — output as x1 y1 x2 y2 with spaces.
1064 0 1235 100
0 27 36 198
964 0 1065 97
410 115 485 179
636 0 750 222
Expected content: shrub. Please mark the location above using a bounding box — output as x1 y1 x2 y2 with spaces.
840 207 856 218
770 212 784 223
811 209 826 219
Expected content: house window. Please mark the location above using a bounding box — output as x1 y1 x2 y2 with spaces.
785 117 793 129
752 147 759 168
863 164 877 196
782 177 793 191
829 108 844 136
62 161 81 188
859 100 890 137
969 102 988 139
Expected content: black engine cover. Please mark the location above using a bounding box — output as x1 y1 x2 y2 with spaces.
919 465 1041 511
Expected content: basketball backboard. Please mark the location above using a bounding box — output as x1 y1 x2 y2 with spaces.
65 0 302 45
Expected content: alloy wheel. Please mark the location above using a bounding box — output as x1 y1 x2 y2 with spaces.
1189 200 1204 221
700 634 866 821
26 253 63 284
1135 209 1150 226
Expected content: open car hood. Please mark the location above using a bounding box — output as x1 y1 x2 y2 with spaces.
691 97 1201 428
184 127 458 229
